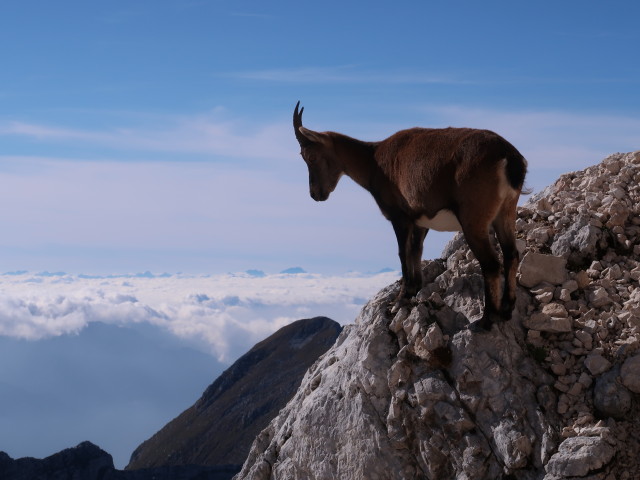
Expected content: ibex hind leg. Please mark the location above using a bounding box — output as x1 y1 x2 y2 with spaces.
492 195 520 320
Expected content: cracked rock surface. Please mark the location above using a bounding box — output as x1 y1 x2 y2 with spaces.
235 151 640 480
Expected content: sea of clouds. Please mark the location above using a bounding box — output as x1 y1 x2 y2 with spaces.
0 269 399 363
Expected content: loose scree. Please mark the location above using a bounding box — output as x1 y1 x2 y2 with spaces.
293 102 527 330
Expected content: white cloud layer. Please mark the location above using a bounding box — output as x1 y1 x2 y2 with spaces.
0 271 398 362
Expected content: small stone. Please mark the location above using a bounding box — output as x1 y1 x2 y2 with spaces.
543 303 569 318
578 372 593 388
575 330 593 351
584 354 612 376
427 292 444 307
527 329 543 346
620 354 640 393
590 261 604 272
518 252 568 288
589 287 613 308
388 360 411 388
524 312 572 333
567 382 583 396
422 322 445 352
559 289 572 302
536 291 554 304
605 264 622 280
545 436 616 477
583 319 598 333
557 400 569 415
574 271 591 289
389 307 409 334
562 280 579 294
527 226 550 244
587 268 601 279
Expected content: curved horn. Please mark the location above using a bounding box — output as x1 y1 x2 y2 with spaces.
293 101 309 145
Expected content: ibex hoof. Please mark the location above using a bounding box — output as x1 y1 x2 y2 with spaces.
390 296 411 314
499 301 515 321
470 312 497 332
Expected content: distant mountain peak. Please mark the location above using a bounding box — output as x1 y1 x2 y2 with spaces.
279 267 306 274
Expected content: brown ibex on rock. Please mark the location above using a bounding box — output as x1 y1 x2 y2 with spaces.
293 102 527 330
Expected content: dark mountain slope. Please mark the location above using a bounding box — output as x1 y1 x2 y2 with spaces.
127 316 342 469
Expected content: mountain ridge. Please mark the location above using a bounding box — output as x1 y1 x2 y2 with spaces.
126 316 342 469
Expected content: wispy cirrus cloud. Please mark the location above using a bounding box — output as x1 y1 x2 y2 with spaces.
222 65 467 85
0 113 295 162
416 105 640 190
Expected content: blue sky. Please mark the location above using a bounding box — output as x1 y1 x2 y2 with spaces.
1 0 638 274
1 0 639 467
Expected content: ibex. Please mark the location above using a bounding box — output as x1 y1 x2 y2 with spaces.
293 102 527 330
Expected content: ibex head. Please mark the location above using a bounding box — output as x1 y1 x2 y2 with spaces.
293 101 343 202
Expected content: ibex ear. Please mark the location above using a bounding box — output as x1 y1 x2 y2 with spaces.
298 127 328 145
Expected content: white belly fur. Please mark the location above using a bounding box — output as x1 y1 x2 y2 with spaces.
416 210 462 232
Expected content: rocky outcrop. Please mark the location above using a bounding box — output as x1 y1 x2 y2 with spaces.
127 316 342 470
236 152 640 480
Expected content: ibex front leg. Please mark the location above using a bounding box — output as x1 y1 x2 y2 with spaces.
393 220 427 302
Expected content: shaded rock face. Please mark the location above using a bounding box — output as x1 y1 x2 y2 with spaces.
127 316 342 470
236 152 640 480
0 442 239 480
0 441 114 480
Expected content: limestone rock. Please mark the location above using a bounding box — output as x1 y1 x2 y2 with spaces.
234 278 558 479
518 252 568 288
523 312 572 333
620 354 640 393
545 435 616 478
551 214 603 268
236 151 640 480
584 353 612 376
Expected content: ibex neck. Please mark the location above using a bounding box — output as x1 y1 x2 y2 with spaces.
330 133 379 191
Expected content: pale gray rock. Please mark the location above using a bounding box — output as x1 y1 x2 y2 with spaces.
518 252 568 288
620 354 640 393
551 213 604 268
588 287 613 308
584 353 612 376
236 151 640 480
235 272 555 480
523 312 572 333
544 435 616 478
541 303 568 318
